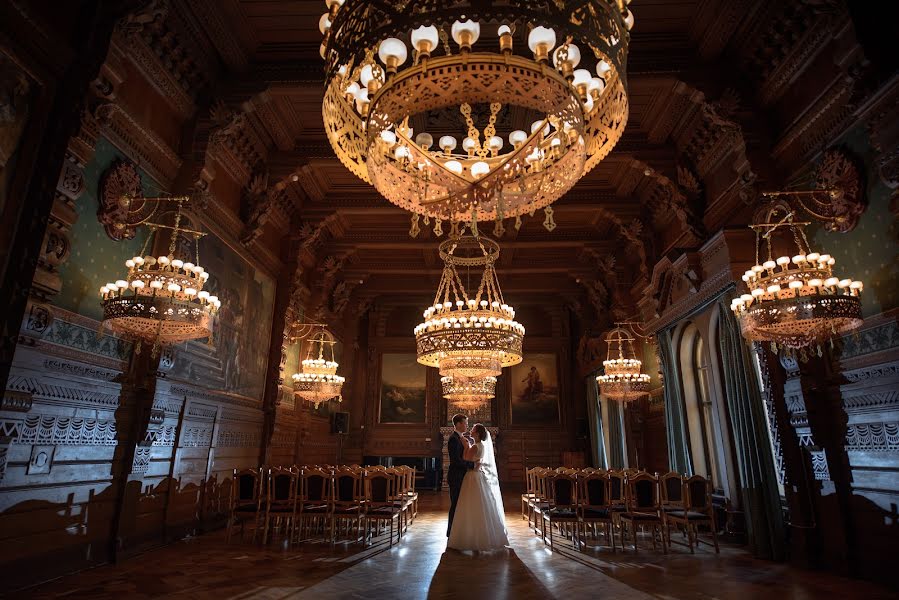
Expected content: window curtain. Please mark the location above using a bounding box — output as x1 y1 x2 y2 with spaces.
716 301 786 560
657 328 692 474
586 375 608 469
606 395 626 469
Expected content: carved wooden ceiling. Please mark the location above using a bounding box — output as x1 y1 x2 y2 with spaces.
98 0 883 334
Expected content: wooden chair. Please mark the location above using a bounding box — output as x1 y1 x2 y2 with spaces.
386 467 413 533
607 469 628 526
364 470 403 547
331 467 365 544
577 470 616 552
296 467 332 541
227 467 262 542
398 465 419 522
261 466 298 545
540 472 579 551
666 475 719 553
521 467 541 521
619 472 667 553
529 468 552 534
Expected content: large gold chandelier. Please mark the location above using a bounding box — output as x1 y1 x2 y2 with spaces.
731 203 863 354
99 196 220 355
597 327 649 401
319 0 632 232
415 235 523 405
292 327 346 406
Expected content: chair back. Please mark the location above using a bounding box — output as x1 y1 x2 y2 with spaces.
365 471 395 507
333 467 363 506
608 469 627 508
626 472 660 513
578 471 610 510
386 467 406 496
685 475 712 514
232 467 262 509
535 468 551 500
301 467 332 504
525 467 540 494
549 473 577 509
267 466 298 509
660 471 685 507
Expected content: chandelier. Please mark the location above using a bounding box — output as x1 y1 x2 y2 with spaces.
731 202 863 353
319 0 632 232
292 327 345 406
597 327 649 401
99 196 220 355
441 375 497 411
415 235 523 404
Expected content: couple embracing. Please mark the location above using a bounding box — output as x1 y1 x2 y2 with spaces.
445 414 509 551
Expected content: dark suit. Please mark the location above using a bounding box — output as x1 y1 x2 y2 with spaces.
446 431 474 536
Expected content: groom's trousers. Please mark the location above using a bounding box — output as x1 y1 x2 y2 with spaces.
447 476 463 537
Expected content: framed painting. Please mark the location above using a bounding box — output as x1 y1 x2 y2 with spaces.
510 353 560 425
379 353 426 423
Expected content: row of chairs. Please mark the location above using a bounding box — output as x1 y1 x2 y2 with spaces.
522 467 719 554
227 464 418 548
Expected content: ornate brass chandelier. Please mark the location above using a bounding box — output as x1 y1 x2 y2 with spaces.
415 235 523 403
99 196 220 355
731 201 863 354
441 375 497 411
597 327 649 401
319 0 632 233
292 326 345 406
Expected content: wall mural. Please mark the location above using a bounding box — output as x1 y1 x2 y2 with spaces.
168 233 275 401
55 139 151 321
379 353 426 424
510 353 560 425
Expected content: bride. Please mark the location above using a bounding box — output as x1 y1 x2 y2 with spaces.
447 423 509 551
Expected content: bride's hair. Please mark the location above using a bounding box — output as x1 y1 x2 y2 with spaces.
472 423 488 441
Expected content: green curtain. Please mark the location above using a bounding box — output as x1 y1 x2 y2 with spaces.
607 395 625 468
586 375 608 469
717 301 786 560
657 328 692 474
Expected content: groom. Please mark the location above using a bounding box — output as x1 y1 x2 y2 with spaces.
446 413 474 537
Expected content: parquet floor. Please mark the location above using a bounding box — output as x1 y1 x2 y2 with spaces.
25 491 896 600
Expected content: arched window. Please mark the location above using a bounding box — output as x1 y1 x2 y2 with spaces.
679 324 723 489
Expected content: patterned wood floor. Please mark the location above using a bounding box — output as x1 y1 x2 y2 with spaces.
25 491 895 599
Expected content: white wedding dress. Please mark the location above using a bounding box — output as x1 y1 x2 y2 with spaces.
447 432 509 550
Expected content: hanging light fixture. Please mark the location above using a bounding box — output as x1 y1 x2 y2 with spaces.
99 196 220 355
415 235 523 404
441 375 497 411
597 326 649 401
319 0 632 233
292 326 346 406
731 201 863 354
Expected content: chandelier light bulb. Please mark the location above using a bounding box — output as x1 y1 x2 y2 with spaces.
378 37 408 73
471 161 490 178
527 25 556 61
596 60 612 77
410 25 439 57
623 9 635 30
572 68 592 91
531 120 550 136
360 64 382 89
553 43 581 79
439 135 457 154
380 130 397 146
416 132 434 149
587 77 605 99
488 136 504 154
462 136 477 154
451 19 480 51
445 160 463 175
344 81 360 98
319 13 332 34
509 130 527 147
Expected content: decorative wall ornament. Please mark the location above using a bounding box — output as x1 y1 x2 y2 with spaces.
98 159 143 240
812 148 865 233
17 414 118 446
845 421 899 453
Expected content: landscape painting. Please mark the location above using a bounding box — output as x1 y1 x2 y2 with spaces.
379 353 426 423
510 353 560 425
